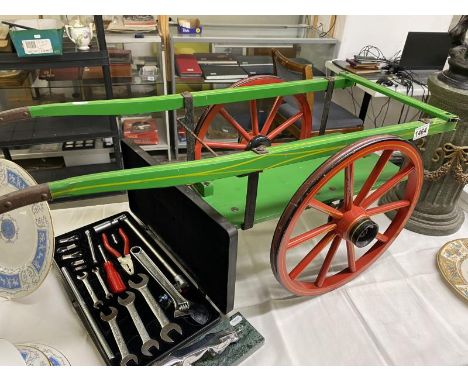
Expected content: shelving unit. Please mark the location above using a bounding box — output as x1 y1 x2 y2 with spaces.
0 16 172 181
104 31 171 160
0 15 122 181
168 23 339 158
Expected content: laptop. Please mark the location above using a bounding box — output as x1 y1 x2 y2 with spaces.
398 32 451 82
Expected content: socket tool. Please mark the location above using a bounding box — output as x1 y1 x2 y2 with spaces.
92 267 113 299
100 307 138 366
130 246 190 317
101 229 134 275
118 291 160 356
61 251 82 261
129 273 183 343
98 244 126 294
57 243 78 254
61 267 115 361
85 230 98 265
74 264 87 272
58 234 79 244
77 272 103 309
71 259 85 267
93 214 188 290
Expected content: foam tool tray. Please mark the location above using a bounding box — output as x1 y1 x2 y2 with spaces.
53 211 221 366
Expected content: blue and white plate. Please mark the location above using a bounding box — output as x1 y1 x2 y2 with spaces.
0 159 54 299
19 343 70 366
15 344 50 366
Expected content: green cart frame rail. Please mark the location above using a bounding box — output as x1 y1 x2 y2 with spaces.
0 72 459 296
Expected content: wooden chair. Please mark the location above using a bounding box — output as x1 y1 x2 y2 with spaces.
271 49 363 136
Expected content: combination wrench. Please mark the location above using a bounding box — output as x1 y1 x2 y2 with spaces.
77 272 103 309
129 273 183 343
61 267 115 361
100 307 138 366
92 267 112 299
118 291 160 356
130 246 190 317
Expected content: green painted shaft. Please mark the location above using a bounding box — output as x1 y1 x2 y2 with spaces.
339 72 458 122
29 77 352 118
25 74 455 121
49 118 456 199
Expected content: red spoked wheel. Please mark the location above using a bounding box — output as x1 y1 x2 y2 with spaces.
270 135 423 296
190 75 312 160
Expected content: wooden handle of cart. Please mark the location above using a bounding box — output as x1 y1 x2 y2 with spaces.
0 74 459 215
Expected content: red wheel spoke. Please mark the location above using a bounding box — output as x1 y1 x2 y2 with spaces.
219 107 252 142
260 96 283 136
267 112 303 141
361 165 414 208
308 199 343 219
289 232 335 280
366 200 411 216
346 241 356 273
344 163 354 211
287 223 337 249
204 141 247 150
250 100 259 136
376 233 389 243
354 150 393 206
315 236 342 287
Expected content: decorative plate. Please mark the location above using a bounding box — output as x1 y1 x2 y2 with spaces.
436 238 468 301
20 343 70 366
15 344 51 366
0 339 26 366
0 159 54 299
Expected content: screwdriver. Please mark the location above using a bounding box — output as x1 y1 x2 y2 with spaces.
97 244 126 294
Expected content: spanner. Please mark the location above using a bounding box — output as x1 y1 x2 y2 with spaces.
92 267 112 299
77 272 103 309
118 291 160 356
130 246 190 317
61 267 115 361
100 307 138 366
129 273 183 343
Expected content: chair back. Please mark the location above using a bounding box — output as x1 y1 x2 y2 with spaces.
271 49 314 110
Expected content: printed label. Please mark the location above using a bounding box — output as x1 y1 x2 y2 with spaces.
230 314 243 326
413 123 430 140
22 39 53 54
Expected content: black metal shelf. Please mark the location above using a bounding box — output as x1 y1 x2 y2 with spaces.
0 50 109 70
0 116 115 146
0 16 123 174
29 162 119 183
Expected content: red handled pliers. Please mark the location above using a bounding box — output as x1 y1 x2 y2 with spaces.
101 228 135 275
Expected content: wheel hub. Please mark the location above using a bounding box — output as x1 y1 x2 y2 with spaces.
334 206 379 248
247 135 271 150
348 218 379 248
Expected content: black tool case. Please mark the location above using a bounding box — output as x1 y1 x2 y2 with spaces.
53 140 239 366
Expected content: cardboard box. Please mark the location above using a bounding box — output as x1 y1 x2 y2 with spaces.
122 116 159 145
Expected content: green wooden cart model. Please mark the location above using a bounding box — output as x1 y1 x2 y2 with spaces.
0 71 458 297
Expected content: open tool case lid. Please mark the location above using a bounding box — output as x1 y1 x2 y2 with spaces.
121 140 238 314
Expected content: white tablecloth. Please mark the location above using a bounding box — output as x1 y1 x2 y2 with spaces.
1 201 468 365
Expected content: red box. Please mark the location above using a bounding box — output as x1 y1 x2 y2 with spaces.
123 117 159 145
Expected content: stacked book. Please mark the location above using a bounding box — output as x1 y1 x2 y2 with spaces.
175 54 203 77
195 53 247 82
345 56 383 74
236 55 274 76
175 53 274 82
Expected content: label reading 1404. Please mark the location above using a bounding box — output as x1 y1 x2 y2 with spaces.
413 123 430 140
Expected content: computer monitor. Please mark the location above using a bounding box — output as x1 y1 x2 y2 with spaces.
399 32 451 71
